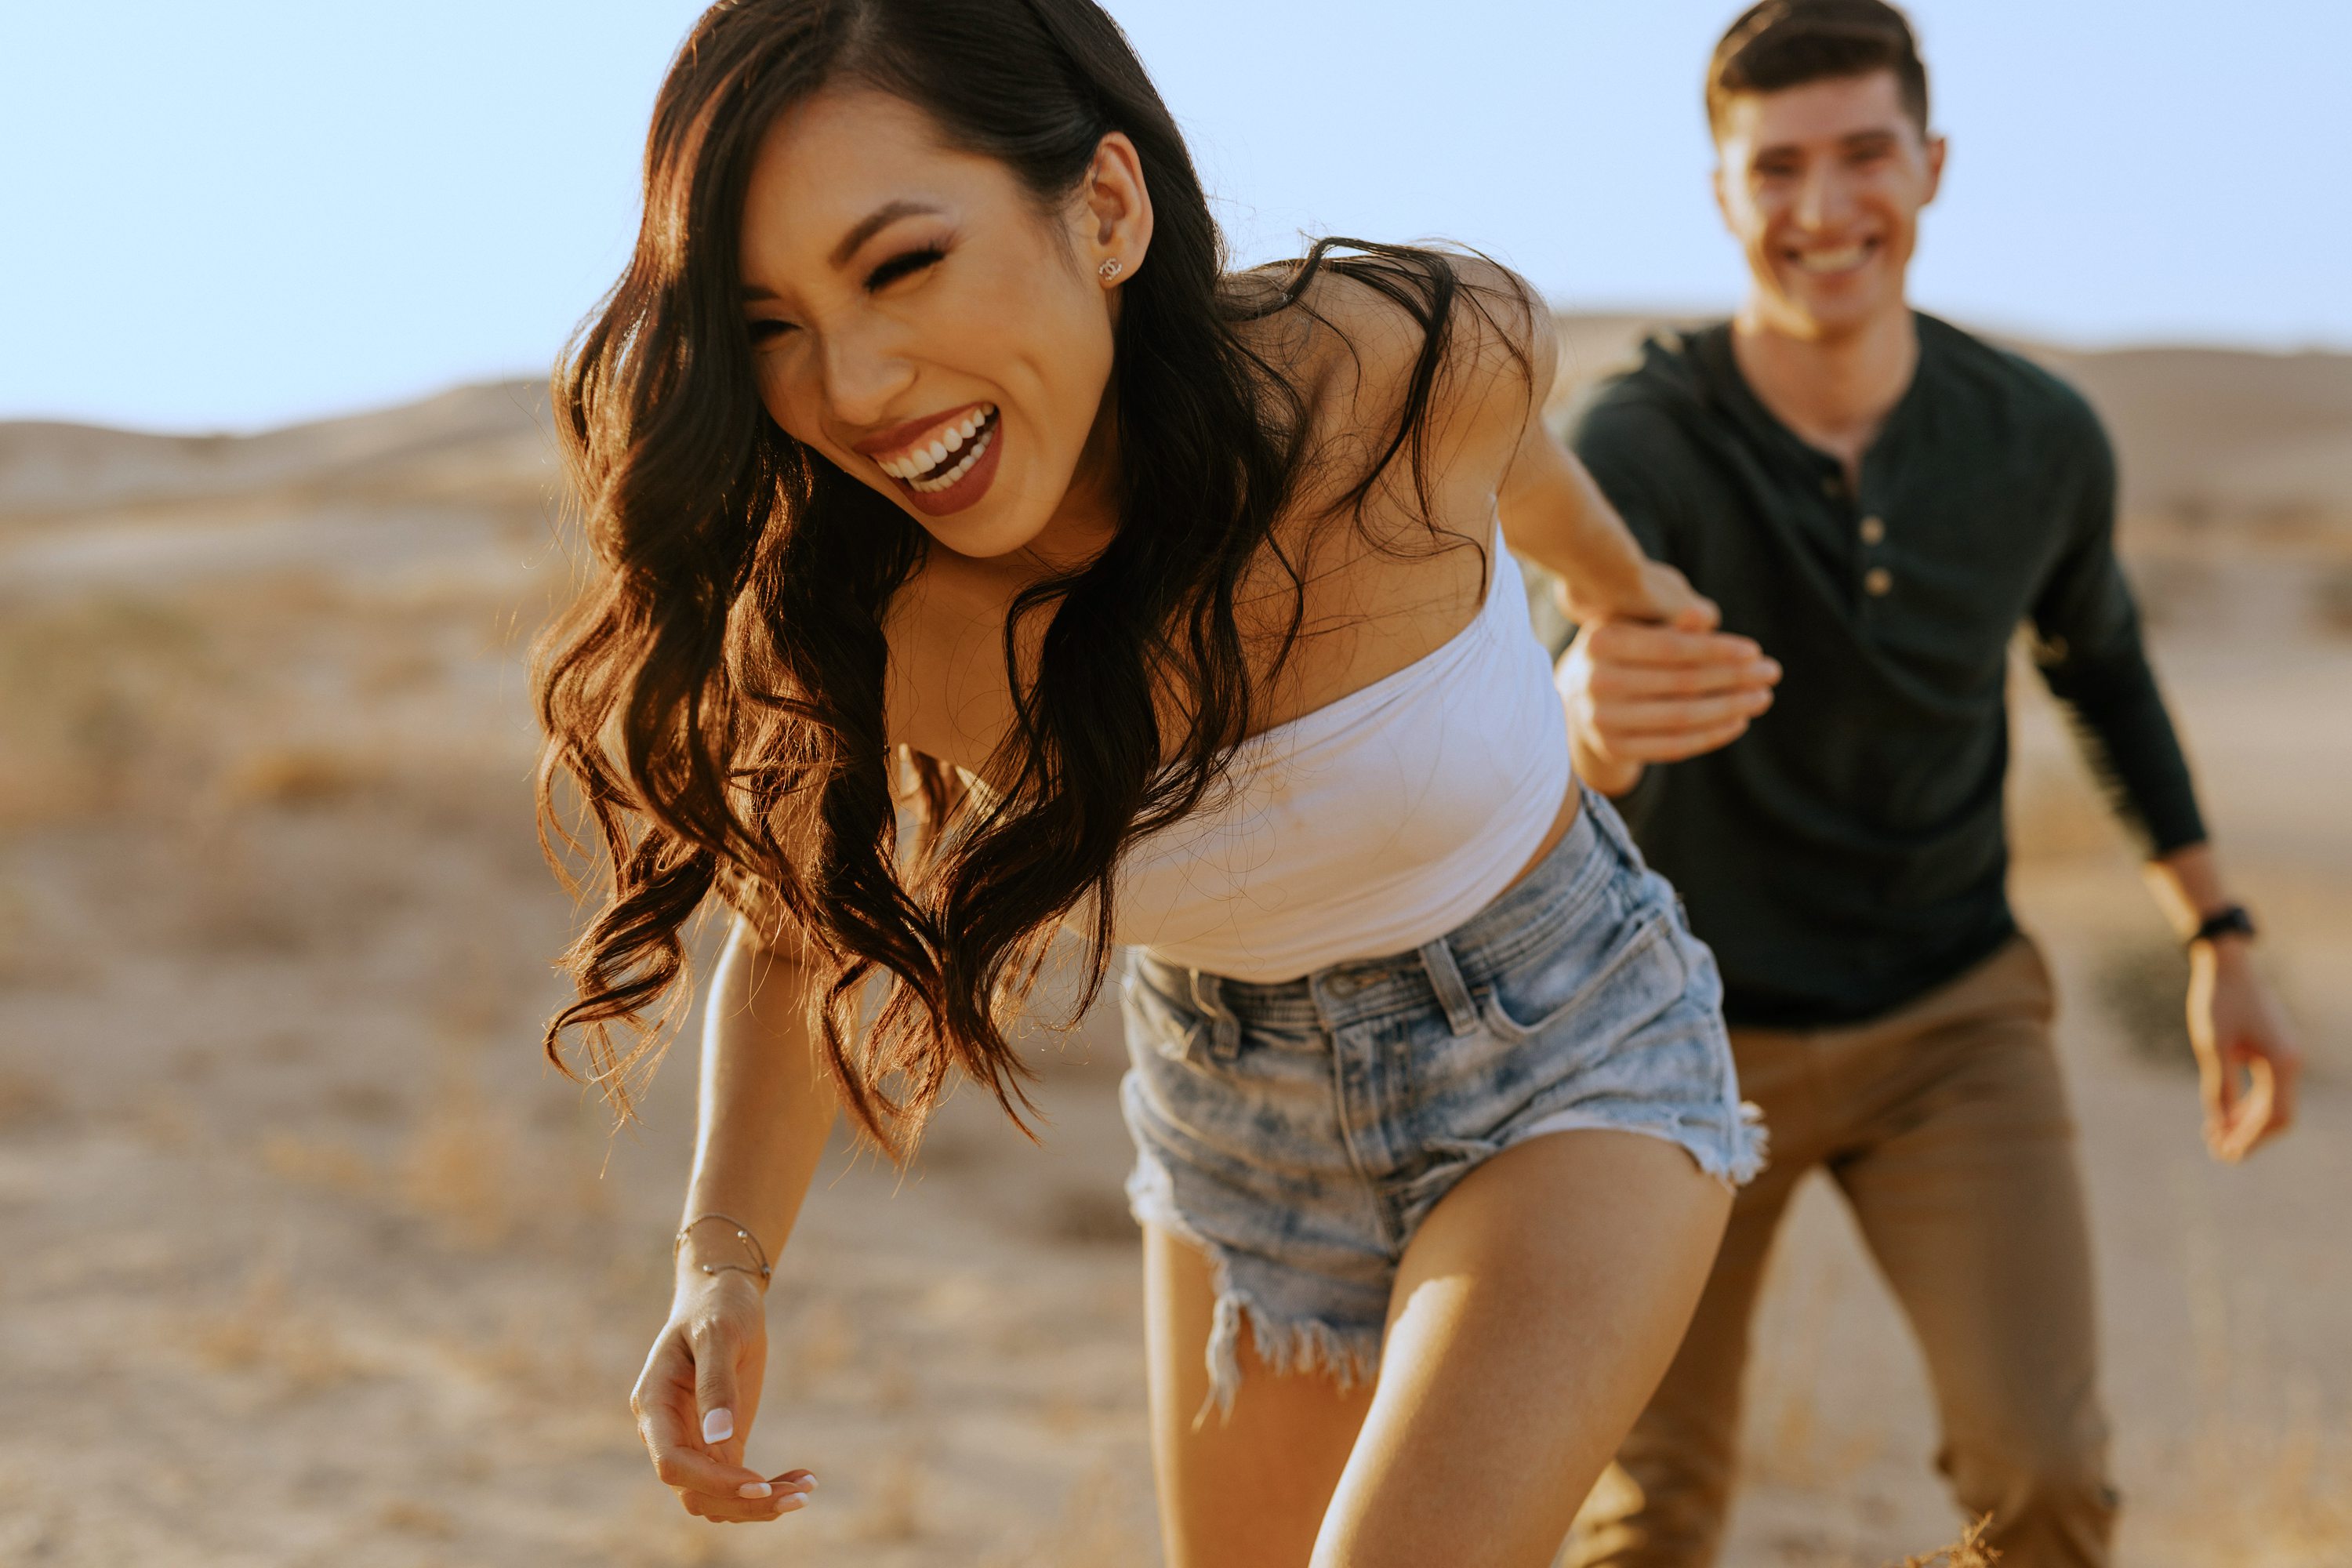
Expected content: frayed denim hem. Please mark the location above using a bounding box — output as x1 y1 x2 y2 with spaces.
1504 1103 1769 1191
1127 1170 1383 1424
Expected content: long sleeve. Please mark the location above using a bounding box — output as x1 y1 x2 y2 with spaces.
2029 408 2207 855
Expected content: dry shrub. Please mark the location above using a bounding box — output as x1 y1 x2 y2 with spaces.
982 1464 1150 1568
855 1451 925 1543
0 1064 62 1131
260 1131 376 1193
401 1069 512 1248
187 1263 368 1392
0 593 219 826
1040 1186 1133 1248
2314 564 2352 639
2157 1415 2352 1568
1892 1515 1998 1566
376 1498 457 1539
789 1297 860 1388
218 746 376 810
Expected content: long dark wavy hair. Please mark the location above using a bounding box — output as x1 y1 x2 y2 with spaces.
535 0 1527 1150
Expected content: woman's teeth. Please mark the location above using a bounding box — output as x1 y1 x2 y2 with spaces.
877 406 996 484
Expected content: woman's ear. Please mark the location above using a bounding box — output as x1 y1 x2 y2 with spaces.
1075 132 1152 286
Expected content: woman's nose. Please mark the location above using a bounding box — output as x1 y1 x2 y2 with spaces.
817 322 917 426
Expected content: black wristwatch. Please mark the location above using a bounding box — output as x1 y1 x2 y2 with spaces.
2188 904 2257 948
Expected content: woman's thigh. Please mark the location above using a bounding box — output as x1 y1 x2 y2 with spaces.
1145 1222 1377 1568
1314 1128 1731 1568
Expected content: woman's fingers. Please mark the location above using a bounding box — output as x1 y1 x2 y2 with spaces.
644 1401 773 1498
688 1314 747 1460
633 1328 768 1501
680 1471 819 1523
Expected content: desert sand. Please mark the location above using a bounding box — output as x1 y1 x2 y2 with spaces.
0 321 2345 1566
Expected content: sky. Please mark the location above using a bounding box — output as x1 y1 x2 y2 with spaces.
2 0 2346 433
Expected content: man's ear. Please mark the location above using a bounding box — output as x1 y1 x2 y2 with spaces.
1922 133 1948 206
1076 131 1153 285
1711 162 1733 230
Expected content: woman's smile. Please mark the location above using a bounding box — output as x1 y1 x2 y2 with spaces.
859 402 1006 515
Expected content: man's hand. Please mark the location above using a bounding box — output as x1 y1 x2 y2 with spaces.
2190 939 2300 1163
1555 604 1781 797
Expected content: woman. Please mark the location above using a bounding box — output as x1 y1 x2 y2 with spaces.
535 2 1765 1563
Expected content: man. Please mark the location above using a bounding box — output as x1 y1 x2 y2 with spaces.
1554 4 2302 1565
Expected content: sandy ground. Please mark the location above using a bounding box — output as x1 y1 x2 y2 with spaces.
1 424 2347 1566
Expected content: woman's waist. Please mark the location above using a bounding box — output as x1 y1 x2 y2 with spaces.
1130 781 1642 1026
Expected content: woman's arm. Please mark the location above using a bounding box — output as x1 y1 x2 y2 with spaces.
631 916 838 1526
1494 306 1710 626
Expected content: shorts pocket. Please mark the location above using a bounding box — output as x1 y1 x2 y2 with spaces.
1123 970 1207 1065
1478 906 1688 1045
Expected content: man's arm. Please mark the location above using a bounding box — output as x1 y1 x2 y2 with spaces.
2033 406 2299 1161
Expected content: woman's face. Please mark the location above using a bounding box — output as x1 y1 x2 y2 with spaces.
736 88 1149 561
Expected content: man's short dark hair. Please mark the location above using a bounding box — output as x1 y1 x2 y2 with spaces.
1707 0 1931 140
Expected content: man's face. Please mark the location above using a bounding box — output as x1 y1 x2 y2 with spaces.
1713 71 1944 341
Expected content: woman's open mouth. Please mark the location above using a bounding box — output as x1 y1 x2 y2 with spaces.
873 405 1004 516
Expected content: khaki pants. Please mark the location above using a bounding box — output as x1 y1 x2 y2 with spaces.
1566 936 2118 1567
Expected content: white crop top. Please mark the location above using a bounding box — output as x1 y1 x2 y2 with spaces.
1112 531 1573 982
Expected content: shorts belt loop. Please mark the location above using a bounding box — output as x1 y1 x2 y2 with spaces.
1417 938 1479 1037
1188 968 1243 1062
1581 782 1644 869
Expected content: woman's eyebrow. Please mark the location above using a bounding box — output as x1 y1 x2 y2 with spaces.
829 200 944 267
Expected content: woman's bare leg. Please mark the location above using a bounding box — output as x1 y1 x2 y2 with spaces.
1313 1130 1732 1568
1145 1223 1375 1568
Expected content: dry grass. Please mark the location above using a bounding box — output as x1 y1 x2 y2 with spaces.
2152 1414 2352 1568
185 1263 371 1392
981 1464 1152 1567
260 1131 376 1193
216 745 377 810
0 1063 62 1131
1891 1515 1999 1566
856 1451 927 1543
2314 564 2352 638
401 1068 514 1248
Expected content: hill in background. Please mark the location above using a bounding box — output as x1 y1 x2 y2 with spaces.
5 314 2350 533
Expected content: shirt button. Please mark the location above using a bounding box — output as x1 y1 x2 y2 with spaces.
1860 515 1886 545
1864 566 1893 597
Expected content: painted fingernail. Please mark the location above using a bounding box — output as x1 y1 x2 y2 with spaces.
739 1482 771 1499
779 1493 809 1511
702 1408 734 1444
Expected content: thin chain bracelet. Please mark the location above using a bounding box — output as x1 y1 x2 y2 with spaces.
674 1212 773 1284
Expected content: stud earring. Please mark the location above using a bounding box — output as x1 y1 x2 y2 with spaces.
1098 257 1123 282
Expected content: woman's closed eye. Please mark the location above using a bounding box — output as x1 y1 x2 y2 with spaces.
865 244 945 292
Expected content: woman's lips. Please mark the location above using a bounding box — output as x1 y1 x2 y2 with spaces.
892 408 1004 518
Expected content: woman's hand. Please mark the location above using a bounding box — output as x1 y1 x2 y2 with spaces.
631 1268 817 1524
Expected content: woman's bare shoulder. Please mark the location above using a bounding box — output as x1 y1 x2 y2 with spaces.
1231 252 1544 430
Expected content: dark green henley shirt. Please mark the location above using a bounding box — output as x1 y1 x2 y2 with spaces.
1569 313 2207 1029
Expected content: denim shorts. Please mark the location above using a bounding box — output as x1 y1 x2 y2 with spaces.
1120 785 1762 1414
